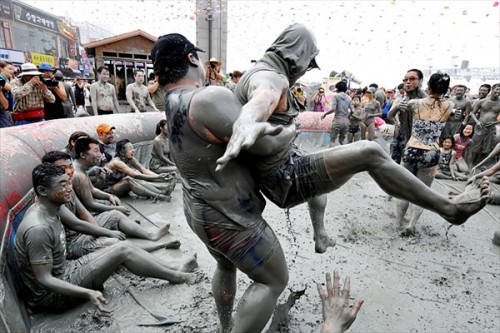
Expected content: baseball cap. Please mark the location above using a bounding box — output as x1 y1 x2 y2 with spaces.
151 33 205 71
96 123 115 134
39 62 56 72
367 87 377 94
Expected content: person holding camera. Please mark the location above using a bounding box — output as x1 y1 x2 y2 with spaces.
0 60 15 127
311 87 328 112
11 62 56 125
39 63 68 120
204 57 225 86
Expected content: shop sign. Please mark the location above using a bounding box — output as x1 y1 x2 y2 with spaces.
0 0 12 20
31 52 55 67
13 3 59 32
0 48 24 64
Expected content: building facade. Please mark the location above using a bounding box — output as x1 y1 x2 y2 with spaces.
0 0 90 77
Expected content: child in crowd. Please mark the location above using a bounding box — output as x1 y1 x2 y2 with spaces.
347 95 365 143
435 136 468 181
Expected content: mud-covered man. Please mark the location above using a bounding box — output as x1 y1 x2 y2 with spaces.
126 69 159 113
90 66 120 115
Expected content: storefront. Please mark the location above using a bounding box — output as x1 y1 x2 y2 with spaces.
84 30 156 100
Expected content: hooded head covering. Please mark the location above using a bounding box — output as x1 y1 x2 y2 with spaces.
262 23 320 84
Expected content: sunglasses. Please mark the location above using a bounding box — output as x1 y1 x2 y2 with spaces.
403 77 419 82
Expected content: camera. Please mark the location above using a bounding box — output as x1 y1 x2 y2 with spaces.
43 78 59 87
210 62 216 69
0 78 5 88
296 87 302 93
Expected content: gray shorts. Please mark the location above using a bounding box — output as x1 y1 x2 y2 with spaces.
66 211 119 259
257 151 332 208
183 191 279 275
33 246 116 312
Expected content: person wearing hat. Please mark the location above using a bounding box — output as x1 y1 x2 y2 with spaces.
204 56 224 86
96 123 116 166
10 62 55 125
39 62 68 120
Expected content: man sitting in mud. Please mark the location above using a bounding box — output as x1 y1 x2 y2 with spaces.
42 151 180 259
151 29 489 333
71 137 172 239
15 163 198 315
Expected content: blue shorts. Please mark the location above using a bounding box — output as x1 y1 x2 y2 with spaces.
402 147 440 168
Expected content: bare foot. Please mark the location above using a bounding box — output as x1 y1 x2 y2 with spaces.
314 234 336 254
169 271 197 285
443 177 490 225
164 240 181 250
400 226 415 237
153 194 170 203
180 254 198 273
151 224 170 241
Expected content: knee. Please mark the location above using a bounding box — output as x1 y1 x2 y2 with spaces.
112 242 134 257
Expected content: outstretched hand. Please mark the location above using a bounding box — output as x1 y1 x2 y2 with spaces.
216 122 283 171
89 290 111 316
317 270 363 333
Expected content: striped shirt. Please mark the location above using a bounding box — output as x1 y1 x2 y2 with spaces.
11 78 55 112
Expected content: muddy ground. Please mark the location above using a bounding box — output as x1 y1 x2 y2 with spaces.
30 170 499 332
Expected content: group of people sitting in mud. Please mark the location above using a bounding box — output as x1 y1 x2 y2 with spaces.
12 22 498 333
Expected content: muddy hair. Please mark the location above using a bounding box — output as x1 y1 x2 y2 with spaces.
335 81 348 93
156 119 167 135
427 72 450 96
74 137 99 158
32 163 65 196
42 151 72 164
116 139 132 159
155 50 200 86
66 131 89 151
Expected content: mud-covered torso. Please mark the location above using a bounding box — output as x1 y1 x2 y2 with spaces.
165 87 265 227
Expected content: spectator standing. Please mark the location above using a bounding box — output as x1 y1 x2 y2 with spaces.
56 71 77 117
388 69 427 164
11 63 55 125
225 70 242 93
39 63 67 121
126 69 159 113
74 78 86 108
90 66 120 115
322 81 353 145
346 95 365 143
441 85 472 139
381 88 395 123
204 57 225 86
370 83 386 109
311 87 328 112
0 60 15 127
361 87 382 141
147 73 165 111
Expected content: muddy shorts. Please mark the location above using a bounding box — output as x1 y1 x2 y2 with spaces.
258 151 332 209
66 211 119 259
330 118 349 142
32 247 115 312
348 124 361 134
402 147 440 168
183 193 279 275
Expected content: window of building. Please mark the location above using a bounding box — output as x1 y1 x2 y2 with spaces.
13 25 56 55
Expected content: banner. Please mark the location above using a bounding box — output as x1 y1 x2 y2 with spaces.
31 52 55 67
12 3 59 32
0 48 25 64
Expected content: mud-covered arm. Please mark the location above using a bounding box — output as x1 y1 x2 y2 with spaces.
387 97 404 121
33 262 110 315
59 205 123 239
190 86 290 158
471 142 500 173
215 72 289 170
